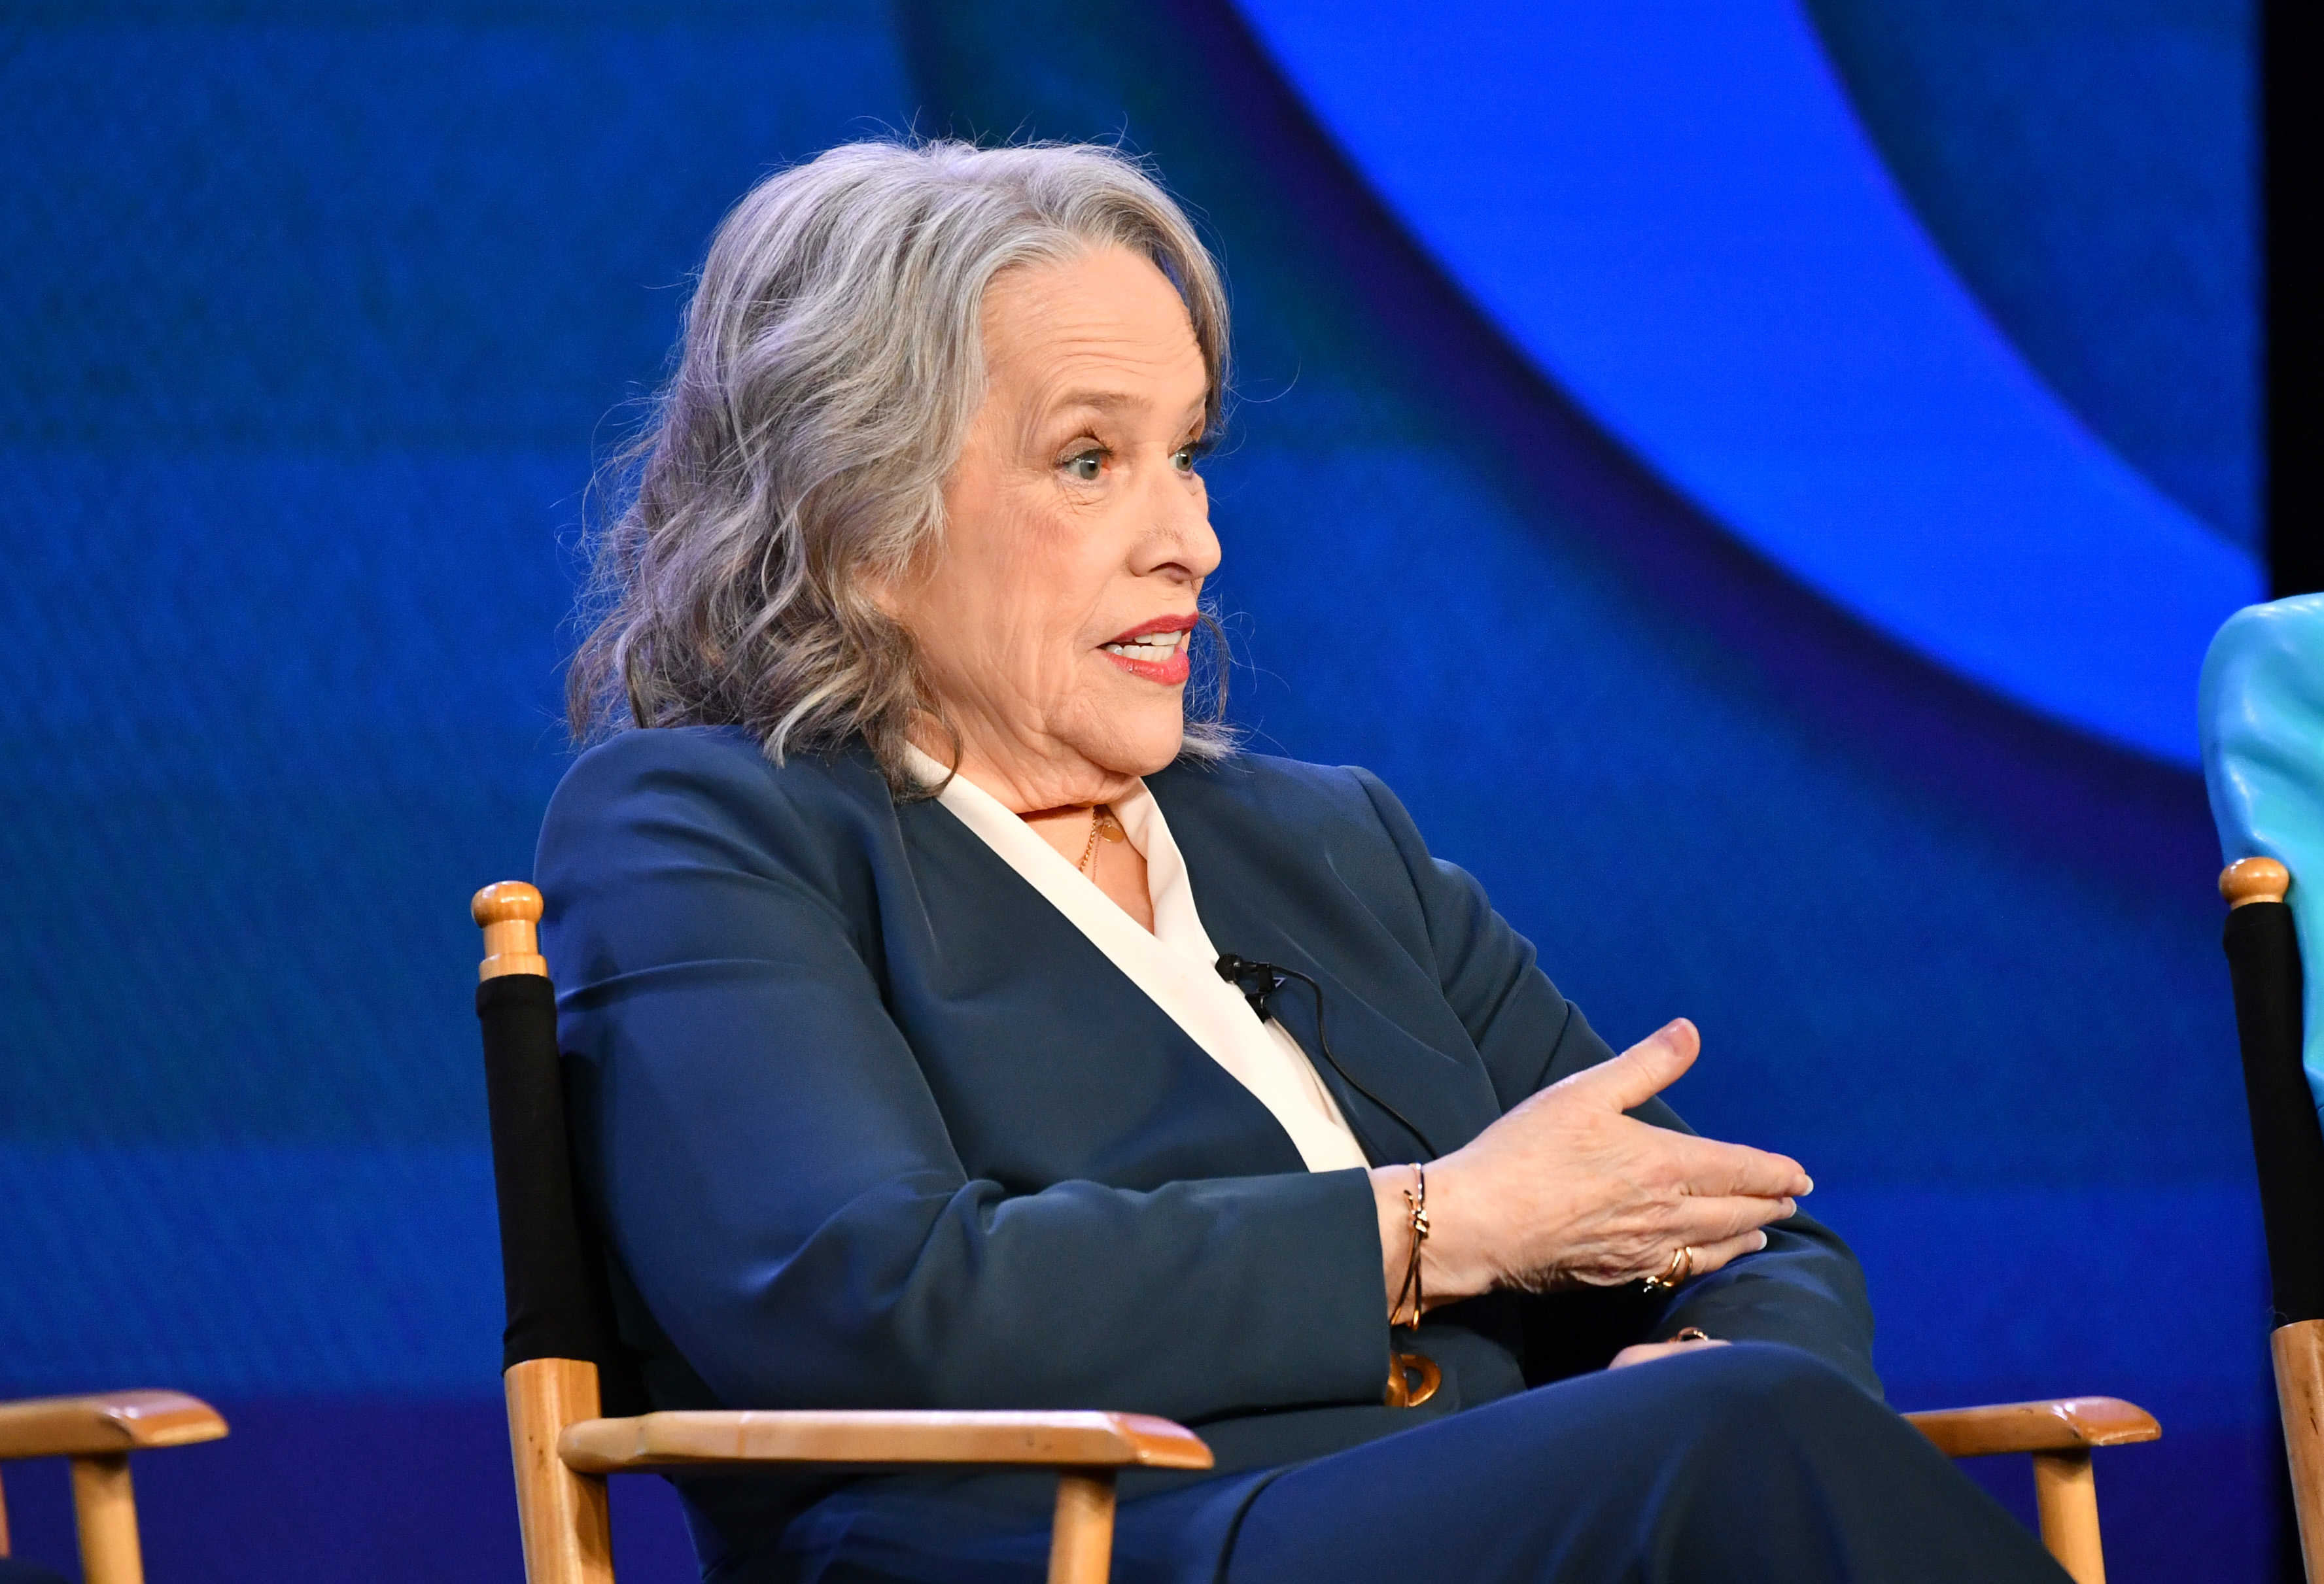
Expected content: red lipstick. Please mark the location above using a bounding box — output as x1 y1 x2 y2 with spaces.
1098 613 1196 685
1105 613 1199 644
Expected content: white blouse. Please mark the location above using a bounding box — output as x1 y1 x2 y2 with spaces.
905 746 1371 1174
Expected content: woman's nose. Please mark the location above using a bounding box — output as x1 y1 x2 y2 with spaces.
1136 463 1221 583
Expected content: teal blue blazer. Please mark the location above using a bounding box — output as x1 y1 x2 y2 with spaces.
536 727 1876 1577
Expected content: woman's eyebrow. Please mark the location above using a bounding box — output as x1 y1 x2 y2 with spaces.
1048 389 1209 429
1049 388 1144 416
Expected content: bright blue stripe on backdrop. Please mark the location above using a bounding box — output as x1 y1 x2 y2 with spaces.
1228 0 2259 767
1803 0 2260 551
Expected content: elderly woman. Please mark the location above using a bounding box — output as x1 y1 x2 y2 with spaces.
539 141 2063 1583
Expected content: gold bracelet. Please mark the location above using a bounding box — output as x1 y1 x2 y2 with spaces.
1382 1163 1442 1409
1390 1163 1429 1329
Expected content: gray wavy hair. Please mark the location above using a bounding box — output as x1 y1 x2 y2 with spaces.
567 139 1235 790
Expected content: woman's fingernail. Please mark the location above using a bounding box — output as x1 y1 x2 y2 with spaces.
1801 1177 1814 1194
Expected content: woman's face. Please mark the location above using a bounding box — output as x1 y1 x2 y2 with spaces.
893 244 1219 810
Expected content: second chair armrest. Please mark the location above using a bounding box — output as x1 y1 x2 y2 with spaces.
1903 1396 2159 1458
0 1390 228 1462
560 1409 1213 1475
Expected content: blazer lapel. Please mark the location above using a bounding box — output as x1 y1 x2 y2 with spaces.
890 797 1313 1185
1180 876 1506 1167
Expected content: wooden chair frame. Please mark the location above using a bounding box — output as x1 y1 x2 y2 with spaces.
505 1354 2151 1584
507 1355 1208 1584
476 882 2157 1584
0 1391 227 1584
2221 855 2324 1581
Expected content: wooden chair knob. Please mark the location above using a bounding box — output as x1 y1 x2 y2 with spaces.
473 880 544 927
2222 857 2292 908
472 882 549 981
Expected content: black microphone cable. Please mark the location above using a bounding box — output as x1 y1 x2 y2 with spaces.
1213 952 1438 1158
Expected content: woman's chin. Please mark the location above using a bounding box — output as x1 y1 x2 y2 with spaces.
1081 714 1187 780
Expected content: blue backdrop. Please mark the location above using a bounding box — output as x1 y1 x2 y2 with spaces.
0 1 2269 1579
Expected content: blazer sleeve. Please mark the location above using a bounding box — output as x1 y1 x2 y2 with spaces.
536 731 1393 1422
1345 765 1881 1396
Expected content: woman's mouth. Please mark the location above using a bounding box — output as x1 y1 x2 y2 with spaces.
1100 617 1195 684
1102 634 1185 663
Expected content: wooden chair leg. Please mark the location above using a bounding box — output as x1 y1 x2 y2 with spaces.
506 1358 614 1584
2276 1318 2324 1583
70 1453 145 1584
1046 1470 1118 1584
2031 1449 2106 1584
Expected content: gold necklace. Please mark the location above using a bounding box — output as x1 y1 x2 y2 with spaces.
1077 806 1125 877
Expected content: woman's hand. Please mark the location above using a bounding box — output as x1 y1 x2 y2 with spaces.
1372 1019 1811 1311
1609 1336 1729 1368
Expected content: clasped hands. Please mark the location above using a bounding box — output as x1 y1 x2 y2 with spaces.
1372 1018 1811 1365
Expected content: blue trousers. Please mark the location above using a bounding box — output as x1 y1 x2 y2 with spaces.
755 1345 2066 1583
1224 1343 2066 1583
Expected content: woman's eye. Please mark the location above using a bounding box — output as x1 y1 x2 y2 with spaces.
1064 449 1103 482
1171 440 1207 474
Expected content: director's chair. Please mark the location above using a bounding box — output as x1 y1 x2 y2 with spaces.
0 1390 226 1584
2218 856 2324 1577
473 880 2156 1584
2204 591 2324 1583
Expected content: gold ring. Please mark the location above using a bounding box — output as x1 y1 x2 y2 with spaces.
1640 1244 1693 1294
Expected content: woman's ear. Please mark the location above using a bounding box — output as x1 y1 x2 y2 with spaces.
863 523 946 623
863 548 919 623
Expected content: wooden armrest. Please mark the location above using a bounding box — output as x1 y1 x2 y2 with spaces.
1904 1396 2159 1458
559 1409 1213 1475
0 1390 228 1461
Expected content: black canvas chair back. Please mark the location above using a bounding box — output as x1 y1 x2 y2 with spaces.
2220 857 2324 1578
2223 859 2324 1323
474 883 648 1416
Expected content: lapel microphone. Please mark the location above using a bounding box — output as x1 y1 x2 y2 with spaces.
1213 953 1436 1156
